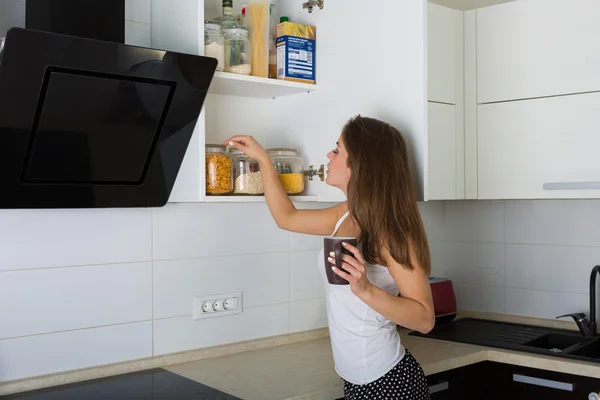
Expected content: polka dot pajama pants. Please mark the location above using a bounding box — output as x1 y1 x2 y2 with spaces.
343 350 430 400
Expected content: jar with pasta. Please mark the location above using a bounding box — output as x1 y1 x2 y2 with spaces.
231 149 264 195
266 148 305 195
205 144 232 195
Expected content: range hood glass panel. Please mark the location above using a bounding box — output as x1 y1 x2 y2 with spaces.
0 28 217 208
24 68 174 184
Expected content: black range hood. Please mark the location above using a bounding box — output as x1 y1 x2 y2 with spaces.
0 28 217 209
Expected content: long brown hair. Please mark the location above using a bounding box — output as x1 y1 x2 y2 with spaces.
342 115 431 274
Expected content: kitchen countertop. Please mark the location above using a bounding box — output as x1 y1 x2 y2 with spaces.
165 330 487 400
4 311 600 399
165 312 600 400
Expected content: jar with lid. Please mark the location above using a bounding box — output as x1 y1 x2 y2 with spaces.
204 20 224 71
205 144 232 195
267 148 305 195
224 25 252 75
230 149 264 195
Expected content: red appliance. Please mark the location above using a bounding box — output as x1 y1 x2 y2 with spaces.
429 277 457 325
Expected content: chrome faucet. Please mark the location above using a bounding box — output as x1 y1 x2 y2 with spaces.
556 265 600 337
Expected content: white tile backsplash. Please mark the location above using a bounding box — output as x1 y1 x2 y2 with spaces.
506 200 600 246
454 283 506 313
0 209 152 271
153 254 289 319
0 322 152 382
153 203 289 260
445 242 505 286
505 288 591 320
418 201 446 242
0 263 151 340
290 233 327 251
429 241 446 277
290 299 328 333
290 250 325 301
444 199 600 321
506 244 600 294
154 304 289 355
444 200 505 242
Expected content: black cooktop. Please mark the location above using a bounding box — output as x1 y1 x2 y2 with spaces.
0 369 241 400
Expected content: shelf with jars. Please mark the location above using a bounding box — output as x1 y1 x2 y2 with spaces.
203 143 325 202
203 0 317 99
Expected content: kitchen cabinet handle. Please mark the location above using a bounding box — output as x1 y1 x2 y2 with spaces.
543 182 600 190
513 374 574 391
428 380 449 394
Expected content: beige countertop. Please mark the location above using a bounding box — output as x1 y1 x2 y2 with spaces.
165 312 600 400
166 331 488 400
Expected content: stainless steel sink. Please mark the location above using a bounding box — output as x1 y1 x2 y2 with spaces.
523 332 587 353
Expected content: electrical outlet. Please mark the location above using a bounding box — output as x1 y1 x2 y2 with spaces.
193 292 242 320
202 300 215 313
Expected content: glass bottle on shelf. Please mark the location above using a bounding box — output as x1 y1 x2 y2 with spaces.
217 0 237 31
205 144 233 195
230 149 264 195
266 148 305 195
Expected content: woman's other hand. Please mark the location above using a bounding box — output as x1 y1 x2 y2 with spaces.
328 242 373 300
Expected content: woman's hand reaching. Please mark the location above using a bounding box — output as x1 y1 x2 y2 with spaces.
222 136 270 164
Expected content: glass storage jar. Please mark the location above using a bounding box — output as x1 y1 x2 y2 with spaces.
224 25 251 75
230 149 264 195
204 20 224 71
205 144 232 195
267 148 305 195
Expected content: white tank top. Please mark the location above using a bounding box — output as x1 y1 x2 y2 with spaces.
318 211 405 385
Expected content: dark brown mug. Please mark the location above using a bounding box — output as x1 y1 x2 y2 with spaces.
323 237 358 285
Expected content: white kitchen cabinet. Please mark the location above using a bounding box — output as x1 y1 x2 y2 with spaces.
427 102 457 200
478 92 600 199
427 2 465 200
153 0 431 203
477 0 600 104
428 2 463 105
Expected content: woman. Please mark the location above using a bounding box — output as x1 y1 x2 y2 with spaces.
224 115 434 400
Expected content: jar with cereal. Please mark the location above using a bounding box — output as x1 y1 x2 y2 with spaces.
205 144 232 195
266 148 305 195
230 149 264 195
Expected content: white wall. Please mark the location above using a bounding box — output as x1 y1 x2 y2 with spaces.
0 0 25 38
443 200 600 320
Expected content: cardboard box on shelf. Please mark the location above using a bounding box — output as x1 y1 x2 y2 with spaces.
276 22 316 84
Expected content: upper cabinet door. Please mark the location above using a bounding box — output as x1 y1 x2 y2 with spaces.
477 0 600 104
269 0 427 202
428 3 463 105
478 92 600 199
428 102 456 200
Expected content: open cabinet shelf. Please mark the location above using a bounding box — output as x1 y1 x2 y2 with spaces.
204 195 318 203
208 71 317 99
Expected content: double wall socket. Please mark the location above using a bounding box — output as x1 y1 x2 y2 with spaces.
193 292 243 320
